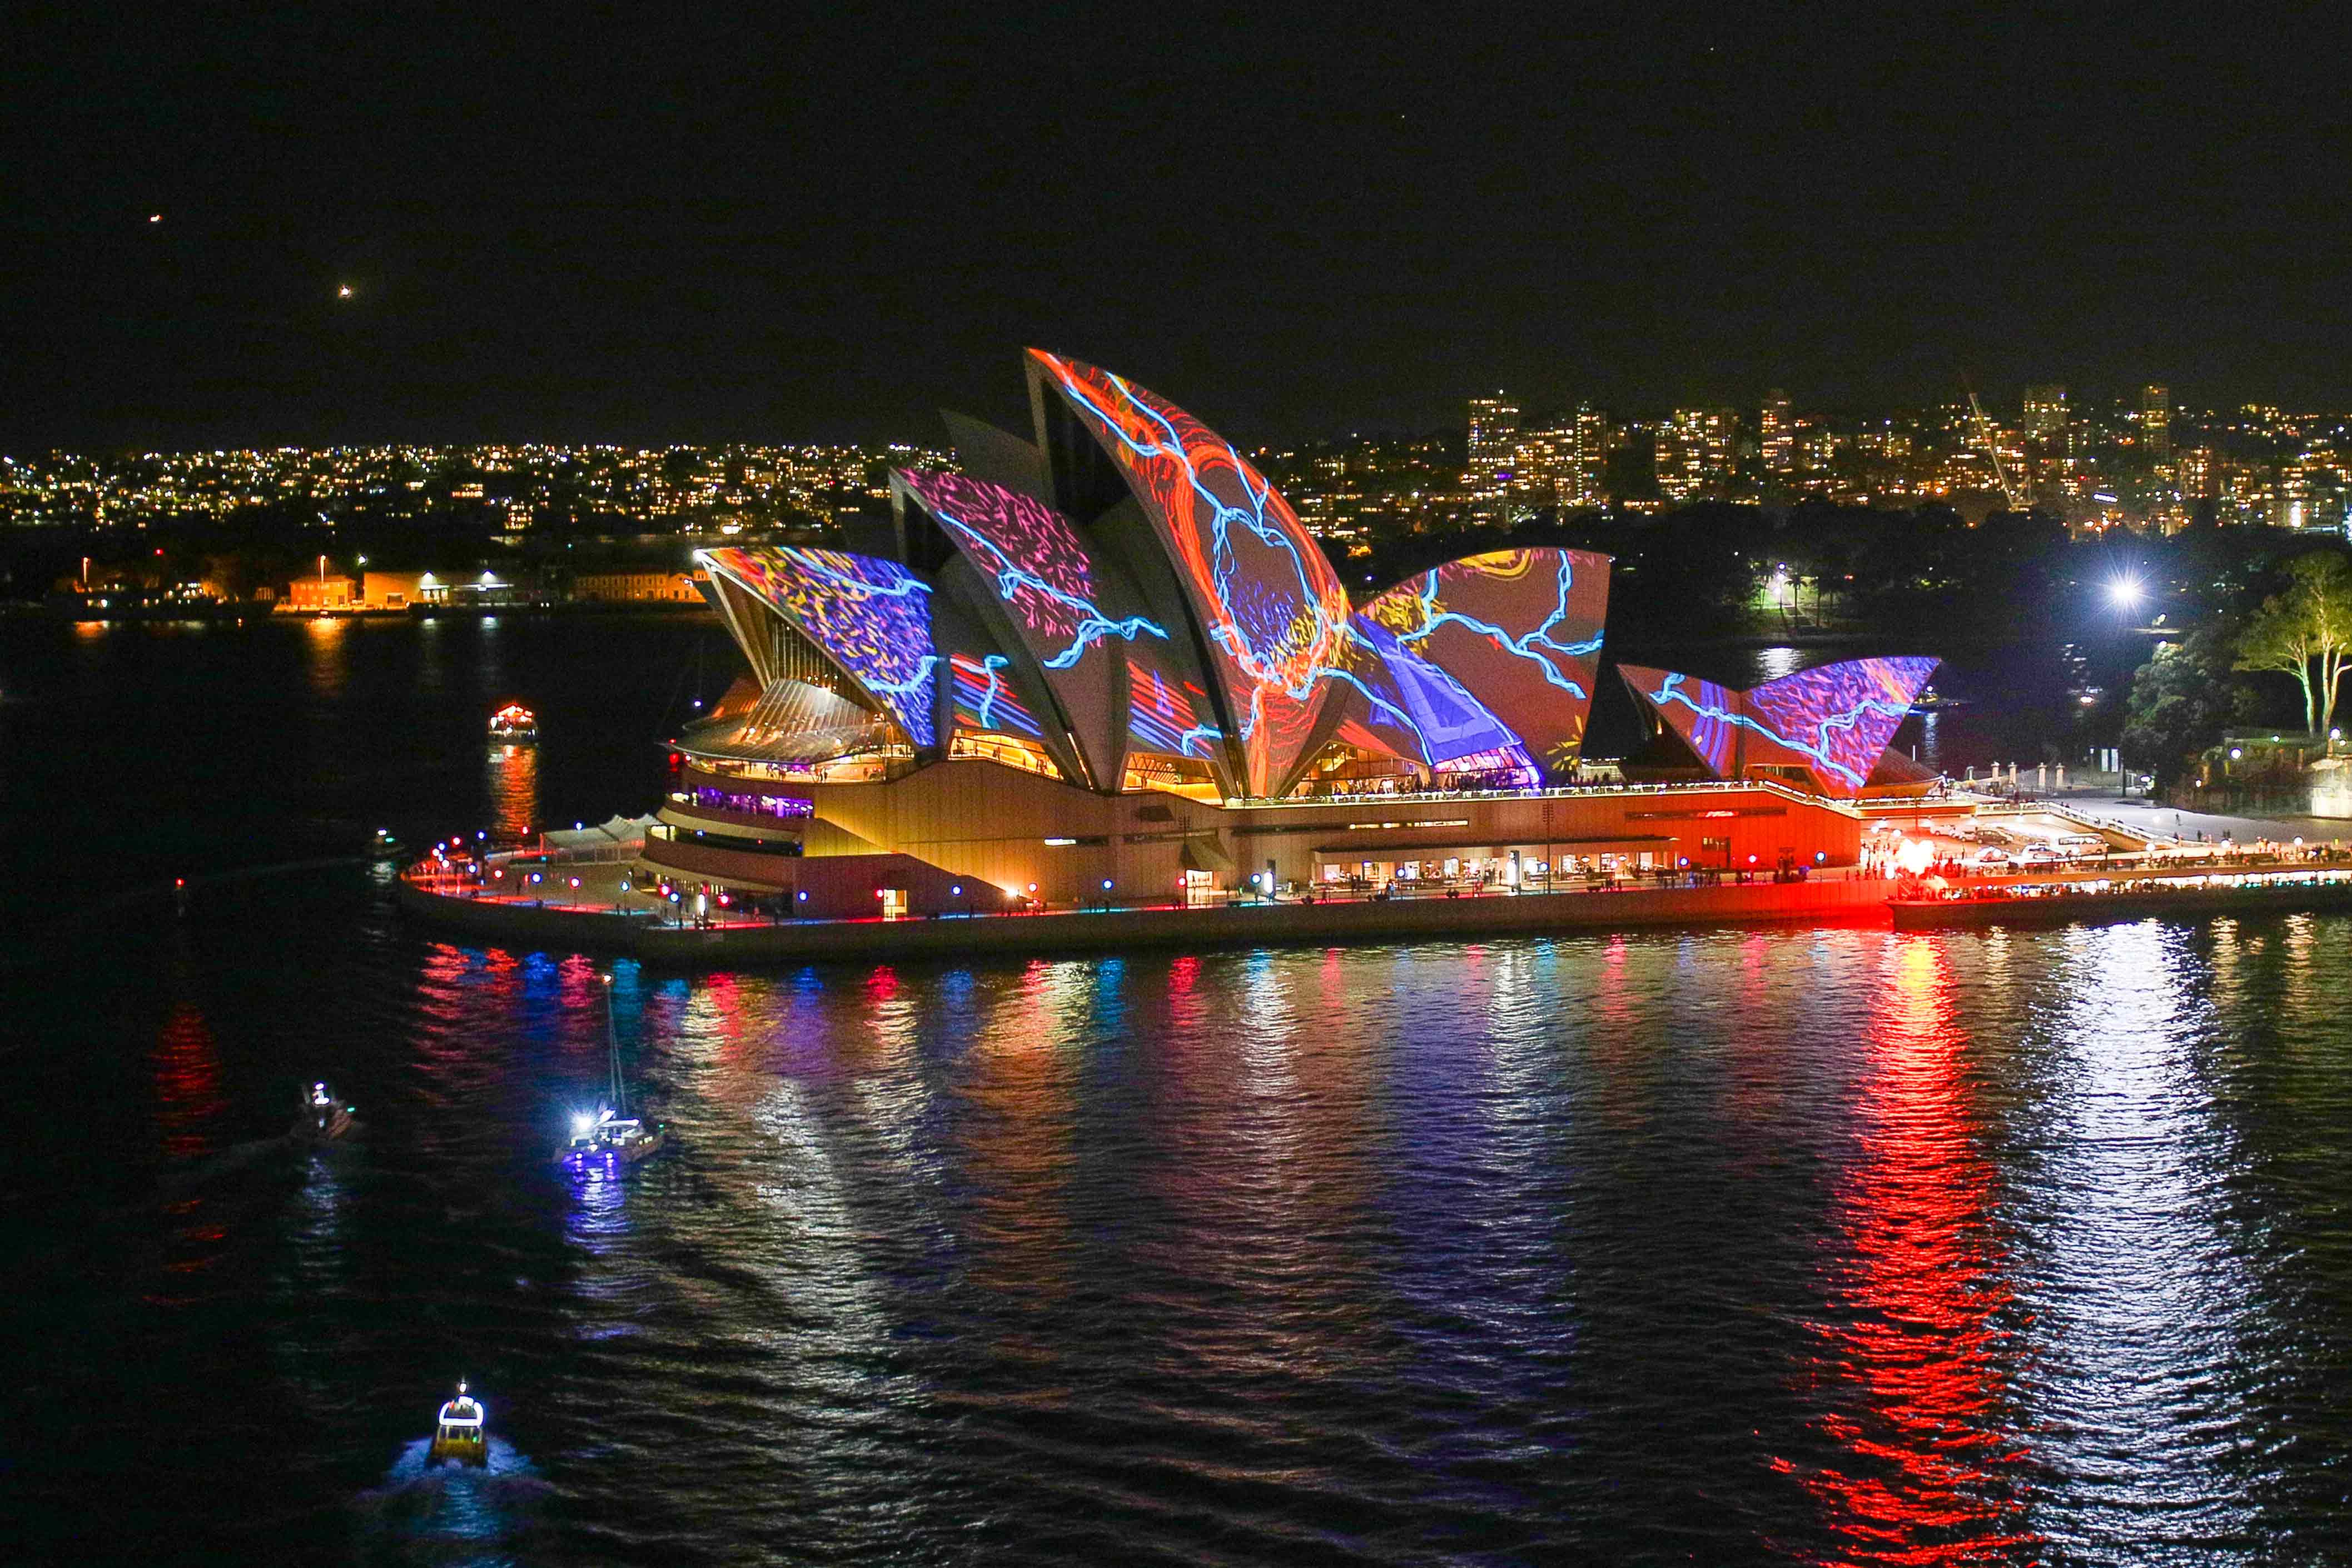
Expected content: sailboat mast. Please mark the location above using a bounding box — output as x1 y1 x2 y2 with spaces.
602 973 625 1119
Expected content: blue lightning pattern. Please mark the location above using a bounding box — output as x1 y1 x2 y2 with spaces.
950 652 1044 739
1053 372 1342 687
1335 550 1609 779
705 545 942 748
1125 659 1224 760
921 498 1168 668
1038 354 1350 793
1373 552 1601 700
1644 670 1920 791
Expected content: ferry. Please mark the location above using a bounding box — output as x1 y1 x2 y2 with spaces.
488 703 538 743
566 974 665 1167
294 1081 355 1143
428 1381 488 1466
1910 683 1968 713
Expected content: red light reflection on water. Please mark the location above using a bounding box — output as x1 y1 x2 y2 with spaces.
1778 937 2035 1564
487 741 538 839
150 997 233 1296
152 998 226 1161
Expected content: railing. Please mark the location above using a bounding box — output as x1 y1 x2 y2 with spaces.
1230 774 1864 817
662 792 812 835
639 832 800 885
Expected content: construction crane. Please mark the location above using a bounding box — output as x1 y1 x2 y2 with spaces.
1963 376 2026 512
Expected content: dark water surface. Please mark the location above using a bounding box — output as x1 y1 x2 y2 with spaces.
7 618 2352 1565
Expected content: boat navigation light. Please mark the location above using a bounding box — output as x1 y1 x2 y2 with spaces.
571 1112 595 1138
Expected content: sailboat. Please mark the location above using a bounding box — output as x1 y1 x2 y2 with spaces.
564 974 664 1167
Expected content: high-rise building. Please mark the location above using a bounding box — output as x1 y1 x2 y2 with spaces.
2177 447 2217 500
1466 394 1520 504
1759 390 1794 476
2022 384 2068 440
1567 403 1608 507
2141 384 2172 460
1515 403 1610 509
1657 408 1738 500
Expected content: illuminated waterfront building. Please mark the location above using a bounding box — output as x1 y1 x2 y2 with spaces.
645 352 1884 916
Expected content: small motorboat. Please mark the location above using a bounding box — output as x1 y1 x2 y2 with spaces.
488 703 538 743
428 1380 488 1467
371 827 404 859
294 1081 355 1143
565 974 665 1167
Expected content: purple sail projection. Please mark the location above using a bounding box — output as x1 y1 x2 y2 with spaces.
700 546 939 748
1338 549 1610 781
1745 658 1941 789
1620 656 1940 796
897 469 1166 787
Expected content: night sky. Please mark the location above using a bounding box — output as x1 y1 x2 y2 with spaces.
8 7 2349 450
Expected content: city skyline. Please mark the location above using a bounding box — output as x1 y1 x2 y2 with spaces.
14 379 2350 541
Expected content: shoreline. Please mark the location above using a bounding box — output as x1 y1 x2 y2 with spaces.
395 873 1900 965
398 859 2352 965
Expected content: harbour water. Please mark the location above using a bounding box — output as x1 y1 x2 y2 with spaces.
8 616 2352 1564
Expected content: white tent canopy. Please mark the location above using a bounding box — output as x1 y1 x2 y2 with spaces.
539 814 658 855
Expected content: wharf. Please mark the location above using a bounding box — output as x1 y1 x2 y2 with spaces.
396 871 1898 967
397 853 2352 965
1890 868 2352 929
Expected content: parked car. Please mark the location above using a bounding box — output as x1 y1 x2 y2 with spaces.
2017 844 2060 868
1973 847 2013 867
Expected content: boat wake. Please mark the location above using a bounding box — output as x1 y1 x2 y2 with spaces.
352 1437 551 1557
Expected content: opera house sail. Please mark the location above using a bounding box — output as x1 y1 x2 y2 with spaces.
1617 658 1942 798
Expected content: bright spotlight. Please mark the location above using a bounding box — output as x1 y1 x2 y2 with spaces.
2107 576 2144 610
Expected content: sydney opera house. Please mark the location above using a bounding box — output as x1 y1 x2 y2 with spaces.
635 351 1939 918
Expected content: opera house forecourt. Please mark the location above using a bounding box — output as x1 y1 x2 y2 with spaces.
402 350 1954 958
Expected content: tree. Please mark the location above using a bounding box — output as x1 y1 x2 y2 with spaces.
2125 623 2260 786
2309 553 2352 734
2232 551 2352 734
2236 601 2318 731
